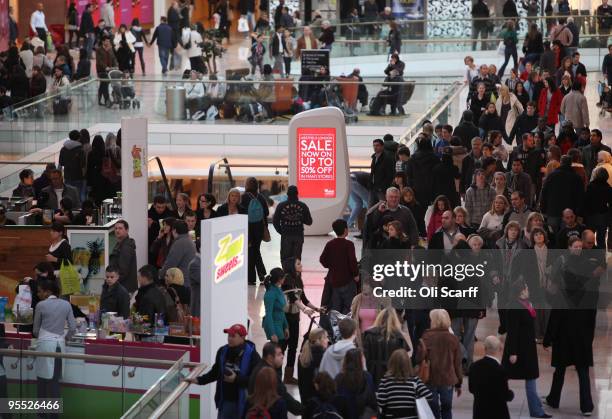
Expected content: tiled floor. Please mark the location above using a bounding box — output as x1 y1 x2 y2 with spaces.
249 228 612 419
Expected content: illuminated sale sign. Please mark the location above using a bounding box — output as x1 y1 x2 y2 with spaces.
297 127 336 198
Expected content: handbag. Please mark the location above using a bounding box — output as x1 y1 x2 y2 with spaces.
238 16 249 33
417 339 430 383
416 396 435 419
497 41 505 56
59 261 81 296
262 223 271 242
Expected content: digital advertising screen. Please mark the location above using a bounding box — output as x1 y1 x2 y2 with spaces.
296 127 336 199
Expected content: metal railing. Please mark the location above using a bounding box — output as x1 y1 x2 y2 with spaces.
399 81 467 147
148 363 207 419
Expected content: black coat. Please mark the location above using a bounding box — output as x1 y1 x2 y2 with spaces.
134 282 167 326
432 160 460 208
540 166 585 217
478 112 505 139
100 282 130 319
502 300 539 379
361 327 410 385
109 237 138 293
584 179 612 217
49 240 72 271
297 344 325 404
405 150 439 206
544 307 594 368
369 152 395 195
403 201 426 237
469 356 513 419
453 121 480 151
460 152 483 194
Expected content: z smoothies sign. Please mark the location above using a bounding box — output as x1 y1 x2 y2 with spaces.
296 127 336 199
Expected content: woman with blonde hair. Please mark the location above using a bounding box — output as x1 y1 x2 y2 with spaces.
479 195 510 243
216 188 246 216
362 307 412 386
298 328 329 403
454 206 476 236
495 84 524 142
174 192 191 220
594 150 612 186
377 349 432 419
416 309 463 419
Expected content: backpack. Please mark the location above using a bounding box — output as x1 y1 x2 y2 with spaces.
247 193 264 223
312 401 343 419
158 286 178 323
245 407 271 419
558 1 570 13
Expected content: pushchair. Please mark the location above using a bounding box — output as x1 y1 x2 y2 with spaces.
108 69 140 109
597 80 612 116
302 310 351 346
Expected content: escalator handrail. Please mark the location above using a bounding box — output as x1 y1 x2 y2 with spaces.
207 157 235 193
148 156 178 212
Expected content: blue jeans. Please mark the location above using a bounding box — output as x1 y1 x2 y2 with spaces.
85 33 95 59
217 400 239 419
427 385 453 419
347 180 369 227
331 281 357 315
66 179 86 204
158 47 170 73
526 379 545 417
246 12 255 31
451 317 478 369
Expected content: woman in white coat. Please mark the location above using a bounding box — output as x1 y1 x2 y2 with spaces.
496 84 524 145
33 279 76 406
114 24 136 73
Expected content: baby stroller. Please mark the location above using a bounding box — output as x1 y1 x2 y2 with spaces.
302 309 351 346
108 69 140 110
597 80 612 116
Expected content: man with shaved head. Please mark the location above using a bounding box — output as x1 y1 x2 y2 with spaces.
469 335 514 418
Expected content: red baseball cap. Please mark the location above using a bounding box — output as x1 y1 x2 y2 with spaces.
223 324 247 337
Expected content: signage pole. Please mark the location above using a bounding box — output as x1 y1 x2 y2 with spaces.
200 215 249 418
120 117 148 269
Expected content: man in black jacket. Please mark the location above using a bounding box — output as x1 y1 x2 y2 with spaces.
247 342 302 415
80 4 95 58
58 130 86 203
270 25 287 74
369 138 395 207
540 155 585 232
460 137 483 195
100 265 130 318
12 169 35 199
148 195 175 262
453 110 480 151
508 101 538 146
469 335 514 419
582 128 612 177
272 185 312 263
187 324 261 419
472 0 490 50
134 264 166 326
110 220 138 292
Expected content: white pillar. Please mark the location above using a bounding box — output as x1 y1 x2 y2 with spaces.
288 107 350 235
200 215 249 419
120 117 148 269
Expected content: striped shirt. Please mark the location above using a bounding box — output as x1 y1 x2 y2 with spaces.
376 376 432 419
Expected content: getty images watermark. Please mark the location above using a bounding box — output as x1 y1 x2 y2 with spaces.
361 249 609 310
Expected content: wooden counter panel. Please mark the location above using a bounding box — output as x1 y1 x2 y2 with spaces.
0 227 51 302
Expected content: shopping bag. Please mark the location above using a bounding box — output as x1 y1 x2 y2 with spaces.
59 261 81 295
46 33 55 52
496 41 505 56
13 285 32 316
416 396 435 419
238 16 249 33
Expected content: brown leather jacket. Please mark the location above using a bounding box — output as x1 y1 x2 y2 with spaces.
416 328 463 387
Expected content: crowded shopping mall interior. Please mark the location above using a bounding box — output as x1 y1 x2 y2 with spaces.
1 0 612 418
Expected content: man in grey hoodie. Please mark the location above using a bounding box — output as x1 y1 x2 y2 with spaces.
160 220 196 286
319 318 358 378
